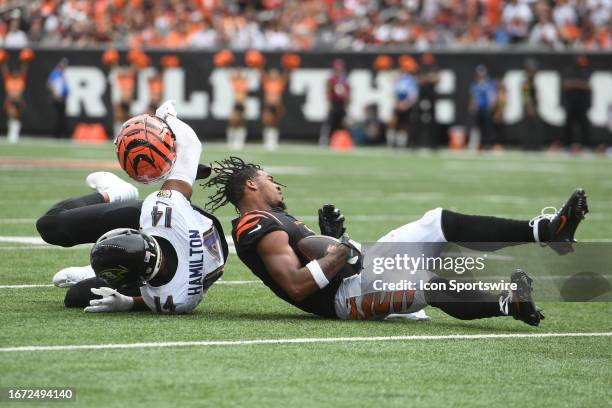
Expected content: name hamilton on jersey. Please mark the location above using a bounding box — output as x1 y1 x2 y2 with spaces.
188 230 204 296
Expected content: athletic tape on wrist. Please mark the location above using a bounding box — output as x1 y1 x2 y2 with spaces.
306 260 329 289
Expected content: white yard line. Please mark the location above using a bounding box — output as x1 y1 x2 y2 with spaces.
0 218 36 224
0 246 91 251
0 332 609 353
0 280 261 289
0 236 47 244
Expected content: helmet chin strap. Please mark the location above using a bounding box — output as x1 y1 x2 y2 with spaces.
147 236 163 282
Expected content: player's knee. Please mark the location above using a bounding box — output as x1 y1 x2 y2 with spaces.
36 215 68 247
423 276 450 306
64 278 106 308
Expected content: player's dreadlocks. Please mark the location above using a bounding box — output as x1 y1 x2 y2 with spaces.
203 157 263 213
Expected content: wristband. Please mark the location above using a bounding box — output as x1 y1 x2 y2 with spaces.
306 260 329 289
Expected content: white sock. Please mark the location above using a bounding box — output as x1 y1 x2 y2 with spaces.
396 131 408 148
8 119 20 143
532 219 542 242
235 127 247 150
263 127 279 150
113 122 122 139
386 128 396 147
227 127 235 148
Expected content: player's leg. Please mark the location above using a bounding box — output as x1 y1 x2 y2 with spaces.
6 100 21 143
379 189 588 254
36 172 140 247
262 105 279 150
37 197 142 247
334 272 432 321
334 270 543 326
424 270 544 326
386 109 398 147
395 110 409 148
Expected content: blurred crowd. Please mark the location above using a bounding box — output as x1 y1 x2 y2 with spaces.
0 0 609 50
324 54 610 153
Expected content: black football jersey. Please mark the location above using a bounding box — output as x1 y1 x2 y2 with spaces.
231 208 355 318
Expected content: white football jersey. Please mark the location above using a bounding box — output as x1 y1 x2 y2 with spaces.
139 189 224 314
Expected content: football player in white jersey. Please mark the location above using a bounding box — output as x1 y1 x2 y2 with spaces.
37 101 226 314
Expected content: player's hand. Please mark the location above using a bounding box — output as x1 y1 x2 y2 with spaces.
338 233 362 265
84 287 134 313
155 100 177 121
318 204 346 238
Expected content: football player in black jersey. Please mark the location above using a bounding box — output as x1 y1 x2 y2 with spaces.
203 157 589 326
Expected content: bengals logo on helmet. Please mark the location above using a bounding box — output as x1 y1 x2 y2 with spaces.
115 114 176 184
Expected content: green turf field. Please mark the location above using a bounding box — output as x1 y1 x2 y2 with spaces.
0 140 611 407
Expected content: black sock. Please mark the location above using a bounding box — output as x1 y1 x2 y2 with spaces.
441 209 549 250
424 277 505 320
48 193 105 213
536 219 551 242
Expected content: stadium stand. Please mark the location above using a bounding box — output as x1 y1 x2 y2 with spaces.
0 0 608 50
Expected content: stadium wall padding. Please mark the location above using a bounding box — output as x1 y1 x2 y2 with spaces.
6 49 612 144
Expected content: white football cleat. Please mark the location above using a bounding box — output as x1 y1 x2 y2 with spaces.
52 265 96 288
155 100 177 121
86 172 138 203
385 309 431 321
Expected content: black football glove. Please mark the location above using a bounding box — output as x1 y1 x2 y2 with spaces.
195 164 212 180
318 204 346 238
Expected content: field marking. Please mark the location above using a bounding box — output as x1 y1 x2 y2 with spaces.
0 280 262 289
0 236 47 244
0 158 119 170
0 218 36 224
0 235 238 254
0 332 609 353
0 246 91 251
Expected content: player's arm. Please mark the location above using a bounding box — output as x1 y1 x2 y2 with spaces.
257 230 352 302
156 101 202 200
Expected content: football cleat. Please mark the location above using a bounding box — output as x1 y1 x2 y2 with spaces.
53 265 96 288
86 172 139 203
529 188 589 255
499 269 544 327
386 309 431 321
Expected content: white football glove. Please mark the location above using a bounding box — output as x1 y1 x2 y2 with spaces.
84 287 134 313
155 100 177 121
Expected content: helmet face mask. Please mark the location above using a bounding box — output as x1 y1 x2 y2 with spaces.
90 228 162 289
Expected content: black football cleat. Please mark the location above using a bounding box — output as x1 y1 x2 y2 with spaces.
531 188 589 255
504 269 544 327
